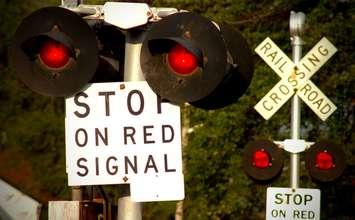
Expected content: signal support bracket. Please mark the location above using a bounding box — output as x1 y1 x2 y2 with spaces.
274 139 314 153
289 11 306 37
61 0 83 8
63 2 179 28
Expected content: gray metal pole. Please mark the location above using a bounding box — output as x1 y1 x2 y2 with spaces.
71 186 83 201
117 30 145 220
289 12 306 189
123 31 145 81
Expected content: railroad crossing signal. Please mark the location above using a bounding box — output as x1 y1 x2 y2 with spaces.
254 37 337 121
243 139 346 183
9 3 255 203
9 5 254 111
9 7 99 97
141 12 254 109
305 140 346 182
242 139 284 182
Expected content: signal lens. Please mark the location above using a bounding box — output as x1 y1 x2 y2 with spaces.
252 150 270 169
315 151 334 170
39 39 71 69
167 44 198 75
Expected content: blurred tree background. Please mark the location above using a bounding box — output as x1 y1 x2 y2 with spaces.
0 0 353 219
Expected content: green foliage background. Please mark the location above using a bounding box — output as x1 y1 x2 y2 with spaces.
0 0 353 219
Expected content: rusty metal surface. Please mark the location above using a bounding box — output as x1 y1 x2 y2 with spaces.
141 12 227 104
48 201 108 220
79 201 103 220
9 6 98 97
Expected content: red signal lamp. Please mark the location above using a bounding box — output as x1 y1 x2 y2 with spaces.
10 6 99 97
305 140 346 182
141 12 254 106
243 140 284 182
167 44 198 75
315 151 334 170
39 39 71 69
252 149 271 169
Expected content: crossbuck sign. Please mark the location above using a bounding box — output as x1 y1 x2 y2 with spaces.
254 37 337 121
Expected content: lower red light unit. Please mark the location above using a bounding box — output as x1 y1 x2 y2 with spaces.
252 149 271 169
305 140 346 182
167 44 198 75
315 151 334 170
243 139 284 182
39 39 71 69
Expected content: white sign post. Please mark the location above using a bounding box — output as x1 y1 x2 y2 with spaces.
266 187 321 220
65 81 184 202
255 12 337 220
254 37 337 121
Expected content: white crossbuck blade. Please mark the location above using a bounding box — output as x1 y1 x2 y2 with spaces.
254 37 337 121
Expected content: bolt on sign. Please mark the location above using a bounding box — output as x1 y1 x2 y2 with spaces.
65 81 184 202
266 187 320 220
254 37 337 121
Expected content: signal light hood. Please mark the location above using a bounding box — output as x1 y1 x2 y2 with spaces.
305 140 346 182
20 26 76 60
9 6 98 97
141 12 254 108
141 12 227 104
243 139 284 182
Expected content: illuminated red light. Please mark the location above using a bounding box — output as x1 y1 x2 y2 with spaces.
167 44 198 75
39 39 70 69
252 150 270 169
315 151 334 170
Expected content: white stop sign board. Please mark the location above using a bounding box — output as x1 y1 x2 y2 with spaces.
266 187 320 220
65 81 184 202
254 37 337 121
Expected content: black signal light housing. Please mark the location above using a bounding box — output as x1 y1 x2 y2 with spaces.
243 139 284 182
